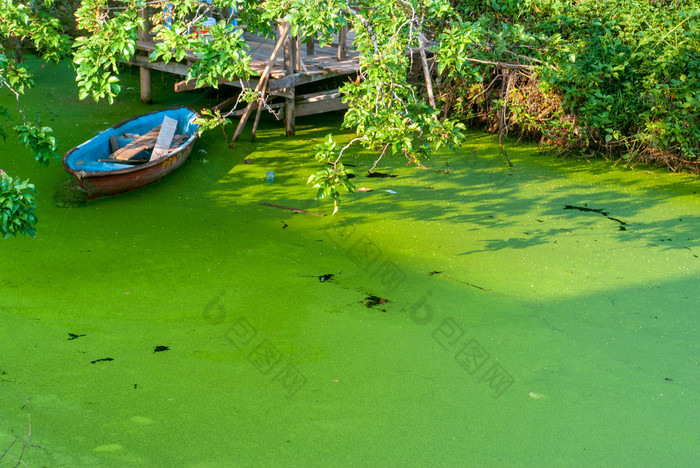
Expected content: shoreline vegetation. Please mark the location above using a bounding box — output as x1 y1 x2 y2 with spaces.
441 0 700 174
2 0 699 237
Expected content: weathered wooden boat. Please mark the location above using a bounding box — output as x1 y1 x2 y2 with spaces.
62 107 200 199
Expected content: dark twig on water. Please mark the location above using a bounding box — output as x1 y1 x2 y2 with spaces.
430 271 491 291
0 411 32 467
259 202 326 217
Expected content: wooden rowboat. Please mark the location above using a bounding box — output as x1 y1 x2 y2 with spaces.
62 107 200 200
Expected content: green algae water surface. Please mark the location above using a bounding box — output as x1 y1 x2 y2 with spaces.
1 58 699 467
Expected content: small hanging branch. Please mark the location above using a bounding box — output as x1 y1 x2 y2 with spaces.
498 68 515 167
418 33 436 112
465 57 536 70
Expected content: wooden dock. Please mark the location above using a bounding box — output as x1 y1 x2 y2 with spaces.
125 16 361 139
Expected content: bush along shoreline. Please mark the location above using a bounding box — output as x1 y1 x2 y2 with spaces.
436 0 699 171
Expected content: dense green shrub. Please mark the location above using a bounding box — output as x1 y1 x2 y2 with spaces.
0 171 37 238
443 0 700 168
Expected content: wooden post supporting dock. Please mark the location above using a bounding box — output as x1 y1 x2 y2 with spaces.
138 7 152 104
337 26 347 62
10 35 23 63
283 30 297 136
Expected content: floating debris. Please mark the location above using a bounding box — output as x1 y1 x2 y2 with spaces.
529 392 545 399
367 172 397 178
153 345 170 353
67 333 86 341
91 357 114 364
362 295 389 311
319 274 334 282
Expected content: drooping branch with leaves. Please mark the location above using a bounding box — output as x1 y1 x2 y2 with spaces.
307 0 468 212
1 0 70 238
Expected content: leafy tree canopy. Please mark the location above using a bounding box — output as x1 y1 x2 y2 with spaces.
2 0 699 235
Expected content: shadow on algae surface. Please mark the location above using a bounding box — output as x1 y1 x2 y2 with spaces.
1 57 699 467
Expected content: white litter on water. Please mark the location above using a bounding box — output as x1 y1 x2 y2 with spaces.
198 149 208 153
385 190 397 194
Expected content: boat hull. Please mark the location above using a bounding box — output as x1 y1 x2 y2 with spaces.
61 107 200 200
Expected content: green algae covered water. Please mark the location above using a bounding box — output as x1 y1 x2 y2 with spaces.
1 58 699 467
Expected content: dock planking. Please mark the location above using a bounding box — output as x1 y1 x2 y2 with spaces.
126 22 360 137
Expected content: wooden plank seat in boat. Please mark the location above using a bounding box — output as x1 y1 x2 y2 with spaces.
110 125 162 161
104 118 188 164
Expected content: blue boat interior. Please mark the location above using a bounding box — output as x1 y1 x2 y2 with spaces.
65 108 199 172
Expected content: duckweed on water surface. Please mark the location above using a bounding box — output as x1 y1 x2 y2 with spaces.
1 58 699 466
